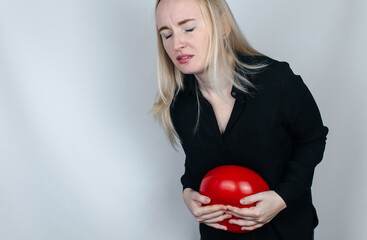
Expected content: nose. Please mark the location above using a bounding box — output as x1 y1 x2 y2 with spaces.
173 34 186 51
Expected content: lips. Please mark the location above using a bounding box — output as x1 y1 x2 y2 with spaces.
177 54 194 64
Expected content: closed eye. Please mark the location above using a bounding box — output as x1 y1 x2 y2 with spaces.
165 34 172 39
186 27 195 32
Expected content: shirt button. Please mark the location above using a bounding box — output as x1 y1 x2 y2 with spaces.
231 91 236 96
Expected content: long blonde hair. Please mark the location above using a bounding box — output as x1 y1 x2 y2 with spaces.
152 0 265 147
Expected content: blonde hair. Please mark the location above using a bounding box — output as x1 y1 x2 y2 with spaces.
152 0 265 147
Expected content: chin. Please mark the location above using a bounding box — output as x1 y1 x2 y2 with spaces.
179 69 193 74
178 67 204 75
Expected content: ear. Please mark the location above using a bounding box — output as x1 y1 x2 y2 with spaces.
220 13 232 38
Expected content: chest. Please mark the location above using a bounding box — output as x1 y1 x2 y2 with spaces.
202 93 236 134
172 76 284 144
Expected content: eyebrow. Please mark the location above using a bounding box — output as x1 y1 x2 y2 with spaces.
158 18 196 32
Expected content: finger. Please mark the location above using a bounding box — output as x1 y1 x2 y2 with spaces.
226 210 256 220
205 223 227 231
192 204 227 219
240 223 264 231
228 218 258 227
240 192 264 205
201 213 232 224
202 214 232 224
198 209 228 222
226 205 258 219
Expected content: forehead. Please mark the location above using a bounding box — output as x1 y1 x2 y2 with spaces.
156 0 205 27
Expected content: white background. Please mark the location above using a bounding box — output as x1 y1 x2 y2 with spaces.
0 0 366 239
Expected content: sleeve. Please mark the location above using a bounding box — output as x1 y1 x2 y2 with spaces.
274 63 329 206
180 157 198 191
170 99 198 191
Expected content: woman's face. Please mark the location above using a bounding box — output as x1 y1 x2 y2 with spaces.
156 0 212 76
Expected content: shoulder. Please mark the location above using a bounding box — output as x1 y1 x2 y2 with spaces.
238 54 300 88
242 54 295 76
170 75 194 111
169 75 198 134
245 56 316 109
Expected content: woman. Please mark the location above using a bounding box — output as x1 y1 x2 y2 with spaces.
153 0 328 239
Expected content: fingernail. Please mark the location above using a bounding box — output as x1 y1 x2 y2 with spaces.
205 197 210 203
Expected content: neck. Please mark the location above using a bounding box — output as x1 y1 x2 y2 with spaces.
195 71 232 94
194 54 235 94
195 71 233 99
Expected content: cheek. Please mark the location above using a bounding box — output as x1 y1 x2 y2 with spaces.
162 41 171 54
163 43 176 61
201 36 210 54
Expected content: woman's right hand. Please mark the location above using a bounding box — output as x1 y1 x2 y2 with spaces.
183 188 231 231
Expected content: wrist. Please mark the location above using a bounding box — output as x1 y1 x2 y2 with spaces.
272 190 287 209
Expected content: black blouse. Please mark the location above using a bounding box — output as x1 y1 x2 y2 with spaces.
170 55 328 240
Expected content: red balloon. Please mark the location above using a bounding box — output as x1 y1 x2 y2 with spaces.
199 165 269 233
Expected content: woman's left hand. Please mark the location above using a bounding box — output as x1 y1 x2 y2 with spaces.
225 190 287 231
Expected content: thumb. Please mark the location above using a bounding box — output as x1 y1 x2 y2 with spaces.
240 192 263 205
